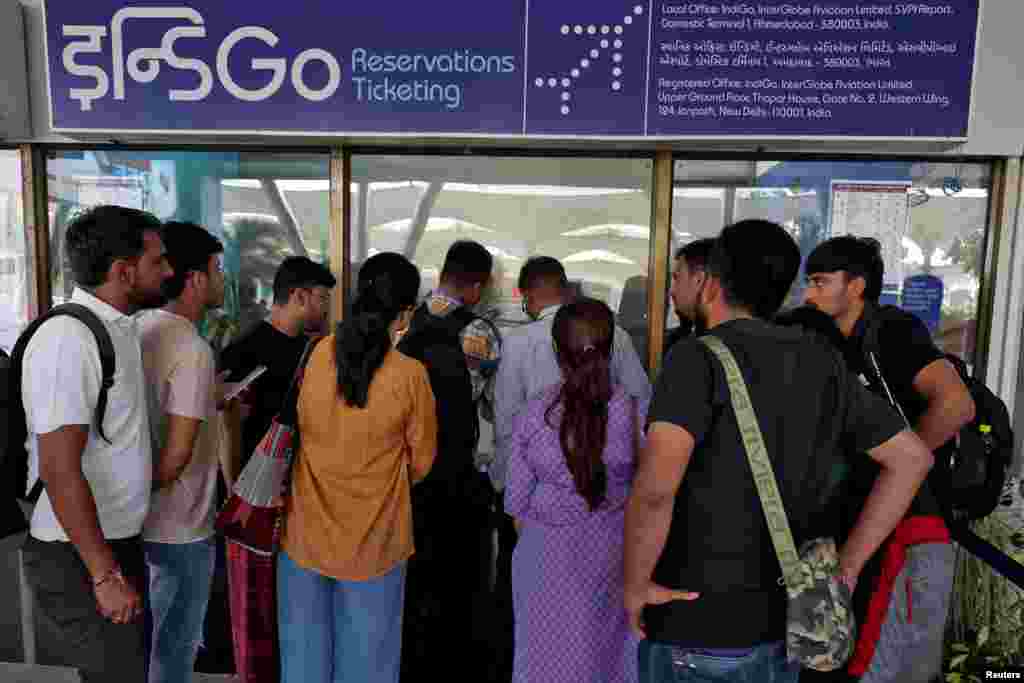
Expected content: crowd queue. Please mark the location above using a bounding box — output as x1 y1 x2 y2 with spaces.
13 205 971 683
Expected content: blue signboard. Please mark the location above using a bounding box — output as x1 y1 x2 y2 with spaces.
901 273 944 334
44 0 980 138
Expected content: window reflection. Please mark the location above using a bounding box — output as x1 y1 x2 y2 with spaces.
0 149 27 352
671 160 991 363
47 151 331 350
351 156 654 361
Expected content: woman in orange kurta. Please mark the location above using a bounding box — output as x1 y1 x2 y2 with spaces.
277 252 437 683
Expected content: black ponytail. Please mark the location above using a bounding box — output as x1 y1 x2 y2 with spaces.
336 253 420 408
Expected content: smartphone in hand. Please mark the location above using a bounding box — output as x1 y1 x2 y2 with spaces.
222 365 267 403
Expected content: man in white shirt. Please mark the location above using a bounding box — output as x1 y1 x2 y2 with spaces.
494 256 651 489
136 222 227 683
20 205 172 682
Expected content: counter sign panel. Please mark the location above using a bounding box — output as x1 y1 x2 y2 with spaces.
44 0 980 138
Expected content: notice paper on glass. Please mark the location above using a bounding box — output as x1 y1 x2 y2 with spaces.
829 181 912 288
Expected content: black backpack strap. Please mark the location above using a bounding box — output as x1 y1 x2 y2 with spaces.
441 305 478 337
445 306 502 360
860 303 911 425
409 305 487 354
11 303 117 449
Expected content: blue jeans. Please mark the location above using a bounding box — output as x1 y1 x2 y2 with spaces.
638 640 799 683
144 538 216 683
277 550 406 683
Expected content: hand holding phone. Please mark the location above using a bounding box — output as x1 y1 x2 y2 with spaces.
220 365 267 405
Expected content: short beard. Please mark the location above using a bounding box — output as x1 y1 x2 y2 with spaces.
131 288 167 311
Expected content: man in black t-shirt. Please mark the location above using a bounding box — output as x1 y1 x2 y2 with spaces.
624 220 934 683
214 256 336 683
805 236 974 683
220 258 337 465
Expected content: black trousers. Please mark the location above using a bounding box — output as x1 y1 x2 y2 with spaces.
488 511 518 683
22 535 147 683
401 479 494 682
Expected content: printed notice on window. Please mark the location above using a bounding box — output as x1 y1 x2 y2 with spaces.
829 181 910 286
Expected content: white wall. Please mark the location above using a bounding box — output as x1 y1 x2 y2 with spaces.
956 0 1024 157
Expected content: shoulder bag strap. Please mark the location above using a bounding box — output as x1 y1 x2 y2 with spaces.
276 336 323 426
698 335 802 594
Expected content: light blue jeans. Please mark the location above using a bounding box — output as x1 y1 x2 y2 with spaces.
277 550 406 683
638 640 799 683
144 537 216 683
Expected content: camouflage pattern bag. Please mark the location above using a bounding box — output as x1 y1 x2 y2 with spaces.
786 537 855 670
700 337 856 671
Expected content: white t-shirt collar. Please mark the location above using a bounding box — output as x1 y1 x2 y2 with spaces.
70 287 131 323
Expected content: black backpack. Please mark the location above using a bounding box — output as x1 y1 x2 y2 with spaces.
398 305 484 489
864 304 1013 522
0 304 116 540
939 353 1013 521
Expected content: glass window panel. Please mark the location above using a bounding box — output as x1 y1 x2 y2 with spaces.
47 151 331 351
351 155 654 362
671 159 992 363
0 149 27 353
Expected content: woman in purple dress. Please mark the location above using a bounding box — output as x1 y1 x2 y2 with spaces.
505 298 646 683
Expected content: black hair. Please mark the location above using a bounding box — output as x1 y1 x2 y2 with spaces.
707 219 801 319
272 256 337 305
547 298 615 511
336 252 420 408
517 255 568 292
674 238 715 272
160 222 223 300
805 235 884 303
440 240 493 288
63 205 163 288
774 305 846 351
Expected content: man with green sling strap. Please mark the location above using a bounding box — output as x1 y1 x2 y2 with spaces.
624 219 934 682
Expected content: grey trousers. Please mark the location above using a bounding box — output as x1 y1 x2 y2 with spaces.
860 542 955 683
22 535 147 683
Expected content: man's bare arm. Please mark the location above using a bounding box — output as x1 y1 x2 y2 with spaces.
623 422 700 636
840 429 934 581
152 414 202 490
912 358 976 451
625 423 693 589
37 426 117 579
